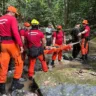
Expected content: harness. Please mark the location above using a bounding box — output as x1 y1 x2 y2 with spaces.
0 36 14 42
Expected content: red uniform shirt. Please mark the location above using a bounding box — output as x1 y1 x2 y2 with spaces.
19 29 25 36
25 29 44 48
53 31 64 45
83 25 90 38
0 15 23 47
19 29 29 36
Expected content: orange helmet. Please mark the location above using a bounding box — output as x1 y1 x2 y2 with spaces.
57 25 62 29
24 22 30 27
82 20 88 24
7 6 19 15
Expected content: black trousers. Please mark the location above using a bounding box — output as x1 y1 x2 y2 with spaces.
46 38 52 46
72 43 81 58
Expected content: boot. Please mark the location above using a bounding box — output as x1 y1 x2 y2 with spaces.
31 78 38 92
10 78 24 92
82 55 87 64
85 54 88 60
0 83 6 95
51 60 55 67
29 76 34 81
80 56 83 60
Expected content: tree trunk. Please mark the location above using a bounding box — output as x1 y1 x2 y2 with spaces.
64 0 69 28
2 0 5 14
47 0 52 8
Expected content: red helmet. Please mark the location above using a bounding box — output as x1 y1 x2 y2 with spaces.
7 6 19 15
57 25 62 29
82 20 88 24
24 22 30 27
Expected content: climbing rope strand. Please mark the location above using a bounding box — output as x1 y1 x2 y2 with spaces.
70 41 81 46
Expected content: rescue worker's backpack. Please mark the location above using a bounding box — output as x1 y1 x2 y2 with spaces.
28 46 44 58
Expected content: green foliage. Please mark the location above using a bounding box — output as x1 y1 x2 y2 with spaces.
0 0 96 28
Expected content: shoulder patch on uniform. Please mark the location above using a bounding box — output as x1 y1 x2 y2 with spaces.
0 19 8 24
28 32 38 35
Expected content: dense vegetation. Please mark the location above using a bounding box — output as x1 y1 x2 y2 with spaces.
0 0 96 29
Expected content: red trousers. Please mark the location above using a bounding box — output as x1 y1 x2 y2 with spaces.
81 38 88 55
52 50 62 61
28 54 48 77
52 44 62 61
0 43 23 83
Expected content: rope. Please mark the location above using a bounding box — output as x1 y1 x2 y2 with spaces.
70 41 81 46
70 40 96 46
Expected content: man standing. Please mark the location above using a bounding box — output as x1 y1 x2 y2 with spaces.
20 22 31 41
51 25 66 67
24 19 48 80
71 24 81 59
45 24 53 46
78 20 90 63
0 6 24 95
19 22 30 60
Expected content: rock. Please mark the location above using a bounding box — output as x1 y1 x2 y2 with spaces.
40 84 96 96
63 53 73 60
90 72 96 76
19 77 27 82
48 65 53 71
11 90 38 96
8 70 14 77
25 92 38 96
44 81 50 86
34 59 42 71
79 69 83 73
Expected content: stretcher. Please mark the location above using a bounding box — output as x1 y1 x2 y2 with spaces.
44 44 72 54
44 41 80 55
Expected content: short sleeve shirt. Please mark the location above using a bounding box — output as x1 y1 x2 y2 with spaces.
53 31 64 45
83 25 90 37
19 29 25 36
25 29 44 48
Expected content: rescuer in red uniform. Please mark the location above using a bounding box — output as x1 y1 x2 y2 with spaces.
24 19 48 80
78 20 90 63
0 6 24 95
